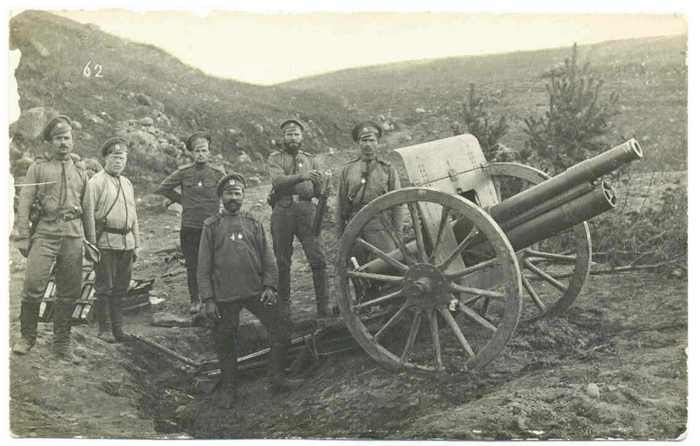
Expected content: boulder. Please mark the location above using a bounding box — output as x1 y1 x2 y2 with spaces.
139 193 167 210
135 93 153 107
138 117 154 127
248 176 262 186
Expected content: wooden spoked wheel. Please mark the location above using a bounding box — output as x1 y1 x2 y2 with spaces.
484 162 592 322
335 188 522 373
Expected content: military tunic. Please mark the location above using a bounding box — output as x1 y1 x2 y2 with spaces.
197 209 289 382
336 156 403 253
15 156 89 304
267 150 327 306
157 162 226 304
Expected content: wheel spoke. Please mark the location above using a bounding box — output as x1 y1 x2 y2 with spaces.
457 302 498 333
437 230 480 271
524 248 577 263
348 270 404 284
450 283 506 299
428 205 451 263
438 307 475 358
379 211 414 265
445 258 499 280
374 302 411 340
428 309 443 370
407 202 428 262
356 238 409 273
400 310 422 363
354 289 404 311
523 259 568 292
522 275 546 311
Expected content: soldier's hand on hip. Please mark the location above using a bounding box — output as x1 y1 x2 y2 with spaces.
260 287 277 307
203 300 221 320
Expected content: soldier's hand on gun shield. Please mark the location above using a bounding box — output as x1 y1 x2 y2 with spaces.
203 299 221 320
260 287 277 307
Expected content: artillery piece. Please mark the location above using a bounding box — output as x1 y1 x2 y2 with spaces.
335 135 642 374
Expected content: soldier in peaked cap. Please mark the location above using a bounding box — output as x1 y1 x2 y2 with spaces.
198 173 304 407
12 114 90 360
336 121 402 260
267 118 333 318
83 136 139 344
157 130 226 316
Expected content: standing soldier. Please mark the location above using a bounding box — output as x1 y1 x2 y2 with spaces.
198 174 304 408
12 115 90 360
267 119 332 318
157 131 226 316
336 121 403 256
83 137 139 343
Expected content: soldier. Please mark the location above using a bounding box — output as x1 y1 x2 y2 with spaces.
12 115 90 360
198 174 304 408
267 119 332 318
83 137 139 343
157 131 226 316
336 121 402 254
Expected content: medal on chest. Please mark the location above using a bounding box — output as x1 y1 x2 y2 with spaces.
229 232 243 242
360 178 366 184
197 180 203 187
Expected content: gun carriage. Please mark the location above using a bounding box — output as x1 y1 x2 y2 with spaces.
334 134 642 374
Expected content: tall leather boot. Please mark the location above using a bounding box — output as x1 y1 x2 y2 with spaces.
269 343 304 393
312 269 334 318
53 302 79 363
12 301 40 355
94 296 116 343
109 295 129 343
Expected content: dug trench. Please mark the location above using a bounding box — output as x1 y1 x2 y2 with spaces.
9 197 687 440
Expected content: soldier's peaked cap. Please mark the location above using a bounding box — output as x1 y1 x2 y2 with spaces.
352 121 383 142
280 119 305 132
42 115 73 142
217 173 247 196
101 136 129 157
186 130 211 151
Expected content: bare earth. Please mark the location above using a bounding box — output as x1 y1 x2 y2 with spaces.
8 184 687 440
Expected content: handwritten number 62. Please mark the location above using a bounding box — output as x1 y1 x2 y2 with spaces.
82 61 104 78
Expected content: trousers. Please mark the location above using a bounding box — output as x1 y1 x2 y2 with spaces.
180 227 202 304
22 235 82 305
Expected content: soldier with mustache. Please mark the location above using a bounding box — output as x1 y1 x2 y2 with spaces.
12 115 90 361
267 119 332 318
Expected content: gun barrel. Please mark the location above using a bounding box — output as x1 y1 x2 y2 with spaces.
488 139 641 224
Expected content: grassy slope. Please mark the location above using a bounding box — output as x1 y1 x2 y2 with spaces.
10 10 356 163
283 35 687 170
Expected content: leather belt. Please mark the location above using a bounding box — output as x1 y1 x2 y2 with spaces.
287 194 312 202
102 227 132 235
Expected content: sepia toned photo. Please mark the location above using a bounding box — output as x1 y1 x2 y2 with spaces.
6 4 688 441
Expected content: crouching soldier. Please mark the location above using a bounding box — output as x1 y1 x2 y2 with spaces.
12 115 89 360
198 173 304 408
83 137 139 343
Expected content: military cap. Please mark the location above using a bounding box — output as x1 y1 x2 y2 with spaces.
280 119 305 132
42 115 73 142
101 136 129 157
217 173 247 196
185 131 211 151
351 121 383 142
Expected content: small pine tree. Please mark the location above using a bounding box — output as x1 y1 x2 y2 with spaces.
458 83 508 161
523 43 620 172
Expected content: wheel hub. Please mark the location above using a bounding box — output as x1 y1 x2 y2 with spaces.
401 263 452 308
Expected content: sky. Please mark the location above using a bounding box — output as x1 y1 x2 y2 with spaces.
51 9 688 85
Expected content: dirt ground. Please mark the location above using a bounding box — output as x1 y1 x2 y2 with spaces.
7 184 687 440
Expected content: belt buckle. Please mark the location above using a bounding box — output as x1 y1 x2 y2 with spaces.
291 194 300 202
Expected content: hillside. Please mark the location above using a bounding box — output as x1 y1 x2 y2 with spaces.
9 10 357 186
283 35 688 170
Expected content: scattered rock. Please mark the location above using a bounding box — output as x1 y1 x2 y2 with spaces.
72 120 83 130
586 383 601 399
11 106 59 140
140 193 167 209
248 176 262 186
135 93 153 107
139 117 154 127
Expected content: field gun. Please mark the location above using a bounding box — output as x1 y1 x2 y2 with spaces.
335 135 642 373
